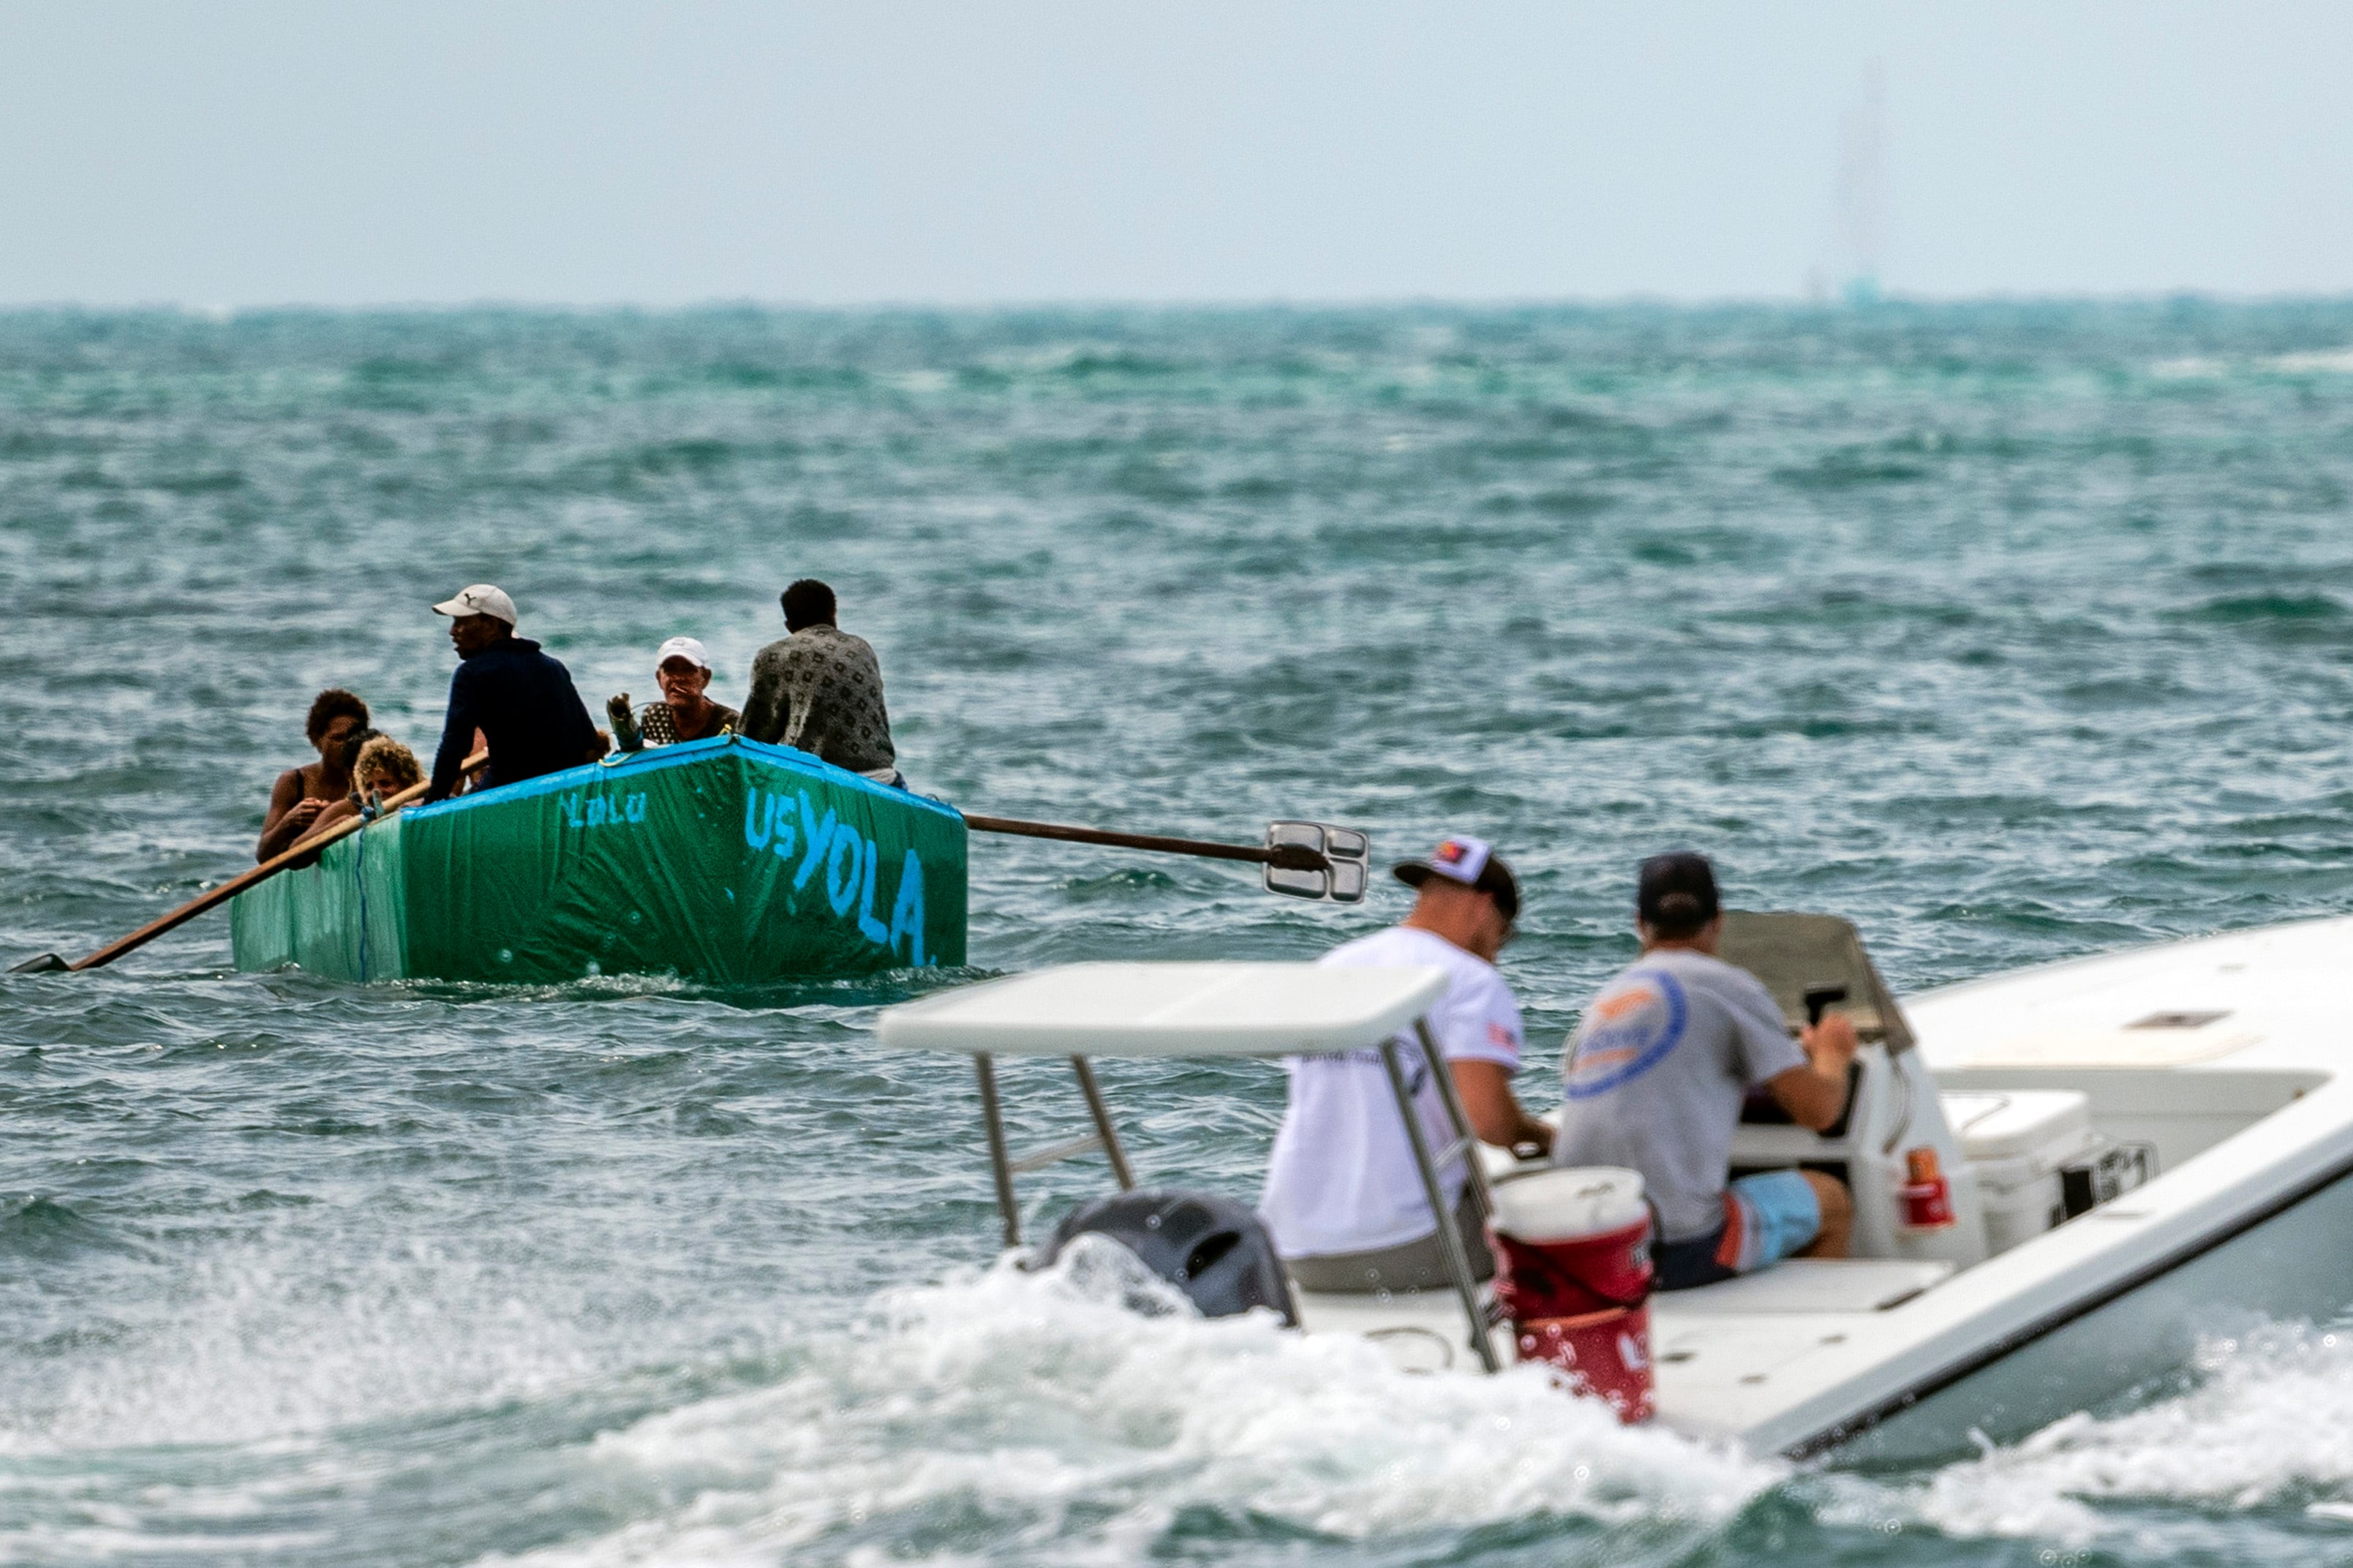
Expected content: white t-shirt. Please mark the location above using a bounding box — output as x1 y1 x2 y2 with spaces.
1258 926 1525 1258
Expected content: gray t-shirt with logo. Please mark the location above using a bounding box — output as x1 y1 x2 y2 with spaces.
1552 947 1808 1243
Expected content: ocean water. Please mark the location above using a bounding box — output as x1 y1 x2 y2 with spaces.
4 301 2353 1565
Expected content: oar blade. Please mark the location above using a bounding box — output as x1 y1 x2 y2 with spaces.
1264 823 1371 902
8 953 69 974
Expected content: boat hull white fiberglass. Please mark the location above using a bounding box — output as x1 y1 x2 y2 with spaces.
1825 1158 2353 1464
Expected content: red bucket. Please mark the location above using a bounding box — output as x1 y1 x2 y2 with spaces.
1487 1167 1654 1422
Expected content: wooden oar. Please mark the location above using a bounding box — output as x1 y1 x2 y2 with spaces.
10 749 486 975
961 814 1336 872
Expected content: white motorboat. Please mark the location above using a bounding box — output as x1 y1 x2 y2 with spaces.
873 913 2353 1462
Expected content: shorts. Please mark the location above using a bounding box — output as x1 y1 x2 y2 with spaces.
1282 1188 1496 1294
1652 1170 1822 1292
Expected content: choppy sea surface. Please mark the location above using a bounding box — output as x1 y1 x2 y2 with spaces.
5 302 2353 1565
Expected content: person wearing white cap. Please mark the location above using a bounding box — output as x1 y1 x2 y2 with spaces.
1259 832 1554 1294
606 636 742 753
423 584 601 801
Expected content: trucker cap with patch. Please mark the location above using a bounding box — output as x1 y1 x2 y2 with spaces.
432 584 518 625
1393 833 1520 922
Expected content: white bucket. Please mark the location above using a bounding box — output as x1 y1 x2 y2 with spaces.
1488 1166 1647 1242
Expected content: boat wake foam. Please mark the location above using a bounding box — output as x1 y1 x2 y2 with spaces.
1813 1319 2353 1550
505 1237 1780 1564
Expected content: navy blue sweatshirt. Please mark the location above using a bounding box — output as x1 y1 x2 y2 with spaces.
427 636 598 800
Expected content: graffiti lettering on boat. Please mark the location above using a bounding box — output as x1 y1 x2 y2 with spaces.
560 791 649 829
743 785 927 965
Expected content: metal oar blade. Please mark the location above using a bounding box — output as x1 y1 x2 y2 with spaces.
1262 821 1371 902
8 953 69 973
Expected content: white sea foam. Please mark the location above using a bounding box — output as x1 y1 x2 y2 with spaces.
2152 346 2353 379
4 1237 616 1450
1815 1320 2353 1548
2267 347 2353 374
477 1238 1780 1566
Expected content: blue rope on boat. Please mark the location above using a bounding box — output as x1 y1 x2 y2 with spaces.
353 811 372 984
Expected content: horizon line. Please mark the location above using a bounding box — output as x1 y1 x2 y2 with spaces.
7 288 2353 318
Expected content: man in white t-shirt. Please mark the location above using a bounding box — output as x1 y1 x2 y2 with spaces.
1260 834 1554 1293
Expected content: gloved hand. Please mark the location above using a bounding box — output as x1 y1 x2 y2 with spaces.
606 694 644 753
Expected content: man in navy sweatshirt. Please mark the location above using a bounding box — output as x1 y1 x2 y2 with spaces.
424 584 601 802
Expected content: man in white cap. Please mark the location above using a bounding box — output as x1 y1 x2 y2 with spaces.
423 584 600 801
1259 833 1554 1293
606 636 742 752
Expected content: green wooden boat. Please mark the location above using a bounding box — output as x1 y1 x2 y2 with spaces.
230 735 968 984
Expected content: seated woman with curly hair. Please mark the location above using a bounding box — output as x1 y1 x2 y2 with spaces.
290 736 426 848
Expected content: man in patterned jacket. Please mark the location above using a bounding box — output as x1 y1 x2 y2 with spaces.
741 579 902 785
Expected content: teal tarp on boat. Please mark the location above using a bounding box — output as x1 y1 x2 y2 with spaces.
230 736 967 983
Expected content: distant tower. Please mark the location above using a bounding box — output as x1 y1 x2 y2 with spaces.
1833 59 1888 304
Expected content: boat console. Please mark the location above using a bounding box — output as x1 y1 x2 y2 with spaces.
1706 912 2150 1266
1717 911 1987 1266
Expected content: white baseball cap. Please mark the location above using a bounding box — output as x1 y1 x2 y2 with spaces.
655 636 711 671
432 584 518 625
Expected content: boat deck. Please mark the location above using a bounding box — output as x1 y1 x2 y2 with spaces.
1298 1258 1953 1436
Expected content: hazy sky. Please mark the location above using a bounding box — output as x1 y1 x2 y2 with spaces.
3 1 2350 306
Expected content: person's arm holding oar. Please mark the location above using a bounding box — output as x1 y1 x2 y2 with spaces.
425 666 485 803
257 768 330 862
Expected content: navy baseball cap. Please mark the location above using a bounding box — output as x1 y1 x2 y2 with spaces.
1637 851 1720 930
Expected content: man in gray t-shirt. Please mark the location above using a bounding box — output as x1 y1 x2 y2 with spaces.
1554 852 1858 1290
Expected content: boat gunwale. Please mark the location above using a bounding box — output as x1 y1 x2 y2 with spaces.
401 733 965 824
1899 911 2353 1012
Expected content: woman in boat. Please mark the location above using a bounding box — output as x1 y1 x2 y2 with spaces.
257 689 371 862
606 636 739 752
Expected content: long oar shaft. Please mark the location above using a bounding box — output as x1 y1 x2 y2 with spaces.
960 813 1330 871
44 750 487 974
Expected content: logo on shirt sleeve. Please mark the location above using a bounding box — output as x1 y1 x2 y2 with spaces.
1564 970 1688 1099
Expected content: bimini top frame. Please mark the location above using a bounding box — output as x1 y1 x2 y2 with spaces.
875 961 1499 1371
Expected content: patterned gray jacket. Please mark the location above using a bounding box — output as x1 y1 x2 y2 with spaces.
740 625 897 777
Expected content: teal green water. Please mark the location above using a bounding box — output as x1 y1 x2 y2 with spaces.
5 303 2353 1564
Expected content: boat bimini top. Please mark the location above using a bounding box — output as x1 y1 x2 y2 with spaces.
876 960 1505 1371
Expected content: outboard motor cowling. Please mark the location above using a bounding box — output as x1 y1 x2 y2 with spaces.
1044 1189 1298 1326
